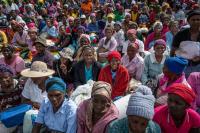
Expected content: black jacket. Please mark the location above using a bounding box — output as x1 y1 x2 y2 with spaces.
72 60 102 88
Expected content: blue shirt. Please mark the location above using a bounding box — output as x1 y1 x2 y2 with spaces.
87 22 99 33
165 31 173 50
85 65 93 82
35 98 77 133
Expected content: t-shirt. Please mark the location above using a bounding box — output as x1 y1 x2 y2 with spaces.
153 105 200 133
22 78 47 104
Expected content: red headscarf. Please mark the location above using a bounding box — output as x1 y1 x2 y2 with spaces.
108 51 121 62
167 83 196 105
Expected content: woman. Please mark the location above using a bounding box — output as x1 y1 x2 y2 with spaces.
31 36 54 68
77 81 119 133
0 64 22 111
165 20 179 50
74 34 91 61
108 85 161 133
145 21 165 50
153 83 200 133
188 72 200 112
21 61 55 109
156 56 190 106
41 17 58 38
141 39 168 88
170 10 200 78
98 51 129 100
121 42 144 81
0 45 25 77
73 45 101 88
32 77 77 133
98 25 118 58
53 47 74 84
11 22 29 48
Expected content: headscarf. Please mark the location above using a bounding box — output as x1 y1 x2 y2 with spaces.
107 51 121 62
45 77 67 94
167 83 196 105
0 64 13 76
164 56 188 75
79 34 91 44
91 81 112 100
154 39 166 48
126 85 155 120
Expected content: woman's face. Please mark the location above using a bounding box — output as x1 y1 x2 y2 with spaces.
2 47 13 59
127 45 138 59
128 115 149 133
170 24 179 34
114 24 121 32
127 33 136 42
105 29 113 39
154 45 165 55
0 73 13 92
78 29 85 37
80 37 90 46
110 58 120 71
48 90 65 109
83 49 94 64
28 31 37 40
168 93 188 118
154 25 162 34
17 26 23 34
35 43 45 53
69 20 74 26
188 15 200 29
46 19 52 27
125 15 131 22
59 26 66 35
92 94 111 114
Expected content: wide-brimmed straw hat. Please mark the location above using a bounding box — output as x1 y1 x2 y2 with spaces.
21 61 55 77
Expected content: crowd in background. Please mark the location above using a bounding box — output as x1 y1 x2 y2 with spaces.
0 0 200 133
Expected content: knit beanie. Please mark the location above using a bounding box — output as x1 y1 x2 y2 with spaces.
164 56 188 75
126 85 155 120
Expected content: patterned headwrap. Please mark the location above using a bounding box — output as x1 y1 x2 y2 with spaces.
0 64 13 76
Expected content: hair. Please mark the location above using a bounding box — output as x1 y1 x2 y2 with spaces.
82 45 95 55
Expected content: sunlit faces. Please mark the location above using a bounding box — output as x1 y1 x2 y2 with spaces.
128 115 149 133
110 58 120 71
154 45 166 55
48 90 65 109
92 94 111 114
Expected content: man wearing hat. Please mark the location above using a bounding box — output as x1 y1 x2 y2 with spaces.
171 9 200 77
31 36 54 68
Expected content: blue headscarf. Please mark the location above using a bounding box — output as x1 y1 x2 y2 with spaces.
164 56 188 75
45 77 67 93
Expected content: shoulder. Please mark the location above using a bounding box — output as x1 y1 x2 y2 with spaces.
118 65 129 73
108 117 128 133
147 120 161 133
63 98 77 112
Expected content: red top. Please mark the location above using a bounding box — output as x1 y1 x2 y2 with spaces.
98 65 129 99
